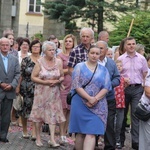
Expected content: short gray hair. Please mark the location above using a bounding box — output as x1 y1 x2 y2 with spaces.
42 41 56 53
0 37 10 45
98 31 109 39
80 27 94 38
135 44 145 52
96 40 108 49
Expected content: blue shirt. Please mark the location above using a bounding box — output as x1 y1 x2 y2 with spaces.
1 53 8 73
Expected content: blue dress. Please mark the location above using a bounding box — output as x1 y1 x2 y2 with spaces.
69 62 111 135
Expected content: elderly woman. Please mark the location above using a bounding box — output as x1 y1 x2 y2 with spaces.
69 45 111 150
139 70 150 150
30 41 65 147
57 34 77 143
19 40 42 139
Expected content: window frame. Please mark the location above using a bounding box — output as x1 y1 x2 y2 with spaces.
28 0 41 13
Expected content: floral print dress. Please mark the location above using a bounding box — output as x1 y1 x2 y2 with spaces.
20 56 35 118
30 57 65 124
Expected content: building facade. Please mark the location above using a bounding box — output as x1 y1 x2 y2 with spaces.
0 0 65 40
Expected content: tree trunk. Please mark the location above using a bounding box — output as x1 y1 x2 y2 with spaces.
97 0 104 34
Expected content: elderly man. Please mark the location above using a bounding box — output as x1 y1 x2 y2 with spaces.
68 27 94 74
0 37 20 142
117 37 148 150
96 41 120 150
98 31 109 43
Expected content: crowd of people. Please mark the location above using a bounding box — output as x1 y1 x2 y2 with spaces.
0 27 150 150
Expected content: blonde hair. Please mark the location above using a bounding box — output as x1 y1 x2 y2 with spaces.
115 59 122 64
62 34 77 54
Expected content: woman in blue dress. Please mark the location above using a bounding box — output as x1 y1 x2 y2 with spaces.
69 45 111 150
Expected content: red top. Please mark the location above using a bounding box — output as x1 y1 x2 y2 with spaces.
115 77 125 108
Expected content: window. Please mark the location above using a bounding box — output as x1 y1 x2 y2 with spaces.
28 0 41 13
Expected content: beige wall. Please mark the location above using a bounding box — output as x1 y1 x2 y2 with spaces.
18 0 45 38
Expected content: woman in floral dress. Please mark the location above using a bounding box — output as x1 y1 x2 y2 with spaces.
30 41 65 147
19 40 42 139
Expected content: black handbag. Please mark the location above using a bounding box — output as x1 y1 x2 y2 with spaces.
134 102 150 122
66 64 98 105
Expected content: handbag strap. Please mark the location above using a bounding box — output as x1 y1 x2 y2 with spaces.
71 63 98 97
82 63 98 88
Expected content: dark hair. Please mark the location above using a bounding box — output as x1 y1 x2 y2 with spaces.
118 38 126 55
88 45 100 53
18 38 30 51
16 37 23 45
146 54 150 61
47 35 57 41
29 40 42 54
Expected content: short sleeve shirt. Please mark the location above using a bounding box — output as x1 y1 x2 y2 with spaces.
117 52 148 84
68 43 88 68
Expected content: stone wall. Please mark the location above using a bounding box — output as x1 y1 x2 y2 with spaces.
43 17 65 40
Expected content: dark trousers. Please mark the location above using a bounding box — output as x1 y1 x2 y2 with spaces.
104 99 116 150
0 97 13 139
120 85 143 146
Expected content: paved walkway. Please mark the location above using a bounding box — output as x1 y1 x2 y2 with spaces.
0 124 132 150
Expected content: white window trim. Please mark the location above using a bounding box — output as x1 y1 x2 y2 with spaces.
28 0 42 13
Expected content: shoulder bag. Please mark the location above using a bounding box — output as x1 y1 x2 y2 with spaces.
66 64 98 105
134 102 150 122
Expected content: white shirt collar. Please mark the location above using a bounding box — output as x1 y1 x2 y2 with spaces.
99 57 107 66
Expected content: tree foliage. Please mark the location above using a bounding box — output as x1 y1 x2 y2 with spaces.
109 11 150 54
42 0 137 34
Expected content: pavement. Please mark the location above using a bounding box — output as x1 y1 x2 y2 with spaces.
0 123 132 150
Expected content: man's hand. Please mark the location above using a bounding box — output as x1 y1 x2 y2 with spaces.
4 84 12 91
0 83 12 91
0 83 9 89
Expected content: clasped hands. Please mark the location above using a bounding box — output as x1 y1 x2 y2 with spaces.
0 83 12 91
86 96 99 108
47 79 60 87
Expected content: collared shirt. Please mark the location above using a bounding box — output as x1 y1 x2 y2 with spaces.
0 53 9 73
68 43 88 68
118 52 148 84
99 57 107 66
18 51 31 65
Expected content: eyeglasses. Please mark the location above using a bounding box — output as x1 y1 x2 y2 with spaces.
22 44 29 46
32 46 40 48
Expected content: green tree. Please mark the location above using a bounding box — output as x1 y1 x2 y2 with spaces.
109 11 150 54
42 0 137 34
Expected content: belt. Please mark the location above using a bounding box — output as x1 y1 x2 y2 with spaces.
128 84 141 87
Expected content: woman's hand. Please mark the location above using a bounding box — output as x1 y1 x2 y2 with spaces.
48 79 59 87
88 97 99 106
16 86 20 94
86 102 93 107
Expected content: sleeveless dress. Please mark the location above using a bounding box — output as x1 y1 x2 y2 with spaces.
58 53 71 110
30 57 65 124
